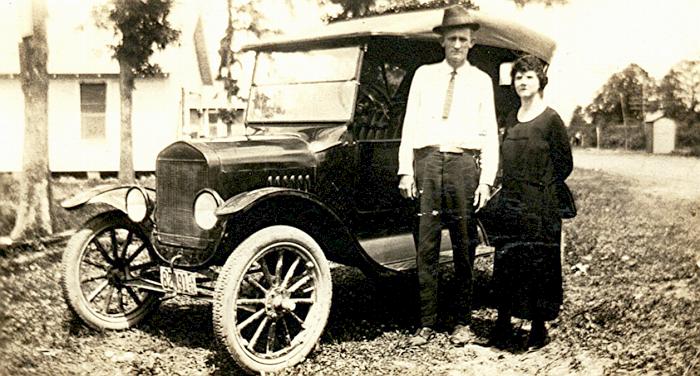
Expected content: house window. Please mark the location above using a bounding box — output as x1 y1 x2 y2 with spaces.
80 83 106 140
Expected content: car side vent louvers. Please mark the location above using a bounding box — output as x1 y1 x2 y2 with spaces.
267 174 311 191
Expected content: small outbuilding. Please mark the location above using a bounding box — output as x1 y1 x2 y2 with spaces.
644 112 677 154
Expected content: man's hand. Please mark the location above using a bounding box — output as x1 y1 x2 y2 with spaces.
473 184 491 210
399 175 418 199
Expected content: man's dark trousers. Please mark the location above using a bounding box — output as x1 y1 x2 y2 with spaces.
414 147 479 328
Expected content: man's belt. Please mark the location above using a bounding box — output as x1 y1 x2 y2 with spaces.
420 146 478 155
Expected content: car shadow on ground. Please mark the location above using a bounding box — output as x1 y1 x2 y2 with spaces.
139 299 253 375
127 256 526 374
321 259 535 353
322 260 496 341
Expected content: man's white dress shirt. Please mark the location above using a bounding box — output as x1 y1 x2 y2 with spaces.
398 60 499 187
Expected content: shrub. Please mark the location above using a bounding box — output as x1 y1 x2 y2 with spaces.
600 123 646 150
675 121 700 156
0 173 18 236
568 124 598 148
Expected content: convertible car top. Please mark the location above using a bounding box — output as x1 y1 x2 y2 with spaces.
242 7 556 63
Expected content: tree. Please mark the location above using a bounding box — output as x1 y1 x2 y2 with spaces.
327 0 375 19
327 0 475 20
218 0 300 126
217 0 271 101
569 105 588 128
95 0 179 183
568 105 595 147
585 64 659 150
10 0 53 241
586 64 658 125
326 0 567 20
659 60 700 124
512 0 567 6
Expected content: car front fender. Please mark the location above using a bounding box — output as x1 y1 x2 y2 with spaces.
214 187 399 278
215 187 305 217
61 184 156 214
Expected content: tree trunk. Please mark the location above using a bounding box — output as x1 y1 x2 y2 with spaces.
11 0 52 240
118 58 135 183
596 124 602 149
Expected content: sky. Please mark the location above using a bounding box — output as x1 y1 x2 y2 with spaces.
473 0 700 121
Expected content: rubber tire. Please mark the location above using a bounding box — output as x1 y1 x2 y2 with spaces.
213 225 332 374
61 212 159 330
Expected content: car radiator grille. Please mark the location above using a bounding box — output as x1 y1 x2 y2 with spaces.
156 159 209 241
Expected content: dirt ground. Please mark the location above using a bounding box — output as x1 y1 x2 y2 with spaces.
0 159 698 375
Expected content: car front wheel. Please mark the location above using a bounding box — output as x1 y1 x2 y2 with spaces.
213 225 332 374
61 212 159 330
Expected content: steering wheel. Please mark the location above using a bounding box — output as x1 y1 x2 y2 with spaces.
358 83 392 126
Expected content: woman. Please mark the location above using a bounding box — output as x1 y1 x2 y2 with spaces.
490 55 573 348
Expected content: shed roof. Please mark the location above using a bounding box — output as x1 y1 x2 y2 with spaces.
242 8 556 63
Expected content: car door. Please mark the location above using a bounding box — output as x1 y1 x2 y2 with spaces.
353 58 416 236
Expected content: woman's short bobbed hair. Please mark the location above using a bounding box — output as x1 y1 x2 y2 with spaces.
510 55 549 91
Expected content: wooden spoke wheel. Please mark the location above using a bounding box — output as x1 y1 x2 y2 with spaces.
61 212 159 330
213 225 332 374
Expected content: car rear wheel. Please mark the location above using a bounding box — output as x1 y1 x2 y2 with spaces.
213 225 332 374
61 212 159 330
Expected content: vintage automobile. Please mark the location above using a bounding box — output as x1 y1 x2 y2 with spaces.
60 7 555 374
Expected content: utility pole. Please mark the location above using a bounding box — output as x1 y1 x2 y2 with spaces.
641 84 645 121
620 93 629 150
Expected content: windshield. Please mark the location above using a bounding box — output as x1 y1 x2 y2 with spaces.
247 46 361 123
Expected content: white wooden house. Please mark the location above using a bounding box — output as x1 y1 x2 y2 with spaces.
0 0 245 173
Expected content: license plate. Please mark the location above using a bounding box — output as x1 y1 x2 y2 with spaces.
160 267 198 295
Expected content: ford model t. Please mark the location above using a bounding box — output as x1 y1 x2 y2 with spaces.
60 7 555 374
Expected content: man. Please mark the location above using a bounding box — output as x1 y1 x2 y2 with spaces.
398 5 499 346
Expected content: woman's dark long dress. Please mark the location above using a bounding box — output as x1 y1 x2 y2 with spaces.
492 107 573 321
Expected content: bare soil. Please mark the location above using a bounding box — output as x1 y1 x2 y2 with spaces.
0 167 698 375
573 148 700 200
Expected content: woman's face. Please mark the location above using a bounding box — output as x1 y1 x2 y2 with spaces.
513 70 541 99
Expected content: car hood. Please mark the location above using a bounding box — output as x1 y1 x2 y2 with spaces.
187 136 316 172
159 126 347 173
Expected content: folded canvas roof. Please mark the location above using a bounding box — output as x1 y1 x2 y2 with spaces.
242 7 556 63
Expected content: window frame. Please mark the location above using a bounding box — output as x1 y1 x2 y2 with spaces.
79 82 107 141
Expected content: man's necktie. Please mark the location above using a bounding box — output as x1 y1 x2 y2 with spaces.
442 69 457 119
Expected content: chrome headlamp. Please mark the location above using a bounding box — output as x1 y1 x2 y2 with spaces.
125 187 150 223
193 189 223 230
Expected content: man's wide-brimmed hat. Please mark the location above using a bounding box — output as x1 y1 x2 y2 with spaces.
432 5 480 34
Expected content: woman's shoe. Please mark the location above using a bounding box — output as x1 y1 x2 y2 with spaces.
409 326 435 347
450 324 478 346
488 320 512 349
527 321 548 349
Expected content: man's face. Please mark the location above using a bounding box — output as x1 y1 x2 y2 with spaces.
441 27 473 68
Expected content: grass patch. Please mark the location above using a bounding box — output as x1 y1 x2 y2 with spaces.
559 168 700 374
